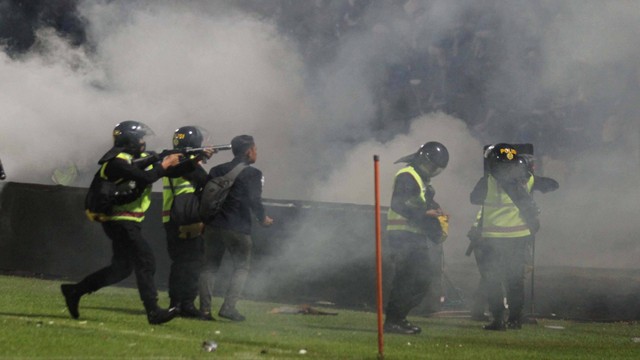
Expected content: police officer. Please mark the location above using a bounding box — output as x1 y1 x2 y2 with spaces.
61 121 183 324
470 143 541 330
384 141 449 335
161 126 214 319
468 148 559 325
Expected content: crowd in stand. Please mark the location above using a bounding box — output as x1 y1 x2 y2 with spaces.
238 0 639 179
2 0 639 178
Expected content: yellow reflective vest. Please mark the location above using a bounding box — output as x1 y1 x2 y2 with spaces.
386 166 428 235
105 152 152 223
161 175 196 223
481 174 534 238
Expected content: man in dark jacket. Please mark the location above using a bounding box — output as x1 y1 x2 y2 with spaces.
199 135 273 321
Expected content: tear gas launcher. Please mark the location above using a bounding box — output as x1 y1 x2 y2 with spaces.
133 144 232 168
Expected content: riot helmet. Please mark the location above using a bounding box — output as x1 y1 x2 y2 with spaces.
113 120 154 156
395 141 449 177
173 126 206 149
485 143 522 180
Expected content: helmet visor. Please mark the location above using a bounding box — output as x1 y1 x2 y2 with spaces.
134 122 155 137
417 158 444 177
135 123 157 151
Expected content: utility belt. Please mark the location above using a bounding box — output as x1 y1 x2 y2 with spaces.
179 223 204 239
170 222 205 239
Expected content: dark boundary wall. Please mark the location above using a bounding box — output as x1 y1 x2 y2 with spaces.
1 182 640 321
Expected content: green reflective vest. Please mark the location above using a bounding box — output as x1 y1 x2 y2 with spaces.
481 174 534 238
105 152 152 223
161 175 196 223
386 166 428 235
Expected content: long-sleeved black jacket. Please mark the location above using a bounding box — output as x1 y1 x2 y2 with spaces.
207 157 266 235
164 159 207 187
100 148 168 186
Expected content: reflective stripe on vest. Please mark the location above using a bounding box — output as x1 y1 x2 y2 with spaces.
161 176 196 223
481 174 534 238
108 152 152 223
386 166 427 234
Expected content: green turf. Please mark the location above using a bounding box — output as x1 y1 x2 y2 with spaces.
0 275 639 359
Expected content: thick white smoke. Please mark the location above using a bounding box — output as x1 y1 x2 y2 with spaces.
1 0 639 271
1 1 312 193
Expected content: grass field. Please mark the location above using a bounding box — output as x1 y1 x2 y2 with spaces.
1 275 639 359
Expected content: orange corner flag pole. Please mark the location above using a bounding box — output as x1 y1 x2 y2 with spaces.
373 155 384 359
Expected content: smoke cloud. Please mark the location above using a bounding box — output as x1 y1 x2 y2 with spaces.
1 0 639 277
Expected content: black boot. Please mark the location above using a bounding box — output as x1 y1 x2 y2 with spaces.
179 302 203 319
383 318 421 335
147 307 177 325
507 316 522 329
61 284 82 319
398 319 422 334
483 319 506 331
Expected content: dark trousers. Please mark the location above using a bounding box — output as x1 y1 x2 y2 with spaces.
199 226 252 313
471 243 490 316
481 236 531 321
385 231 435 322
165 221 204 307
76 221 159 311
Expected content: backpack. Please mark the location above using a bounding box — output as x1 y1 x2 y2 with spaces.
199 163 247 224
85 171 137 222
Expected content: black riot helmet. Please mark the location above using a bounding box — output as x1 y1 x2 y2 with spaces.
113 120 154 156
485 143 522 180
395 141 449 177
485 143 518 166
173 126 206 149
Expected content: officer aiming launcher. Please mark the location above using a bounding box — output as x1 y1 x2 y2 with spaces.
133 144 231 168
156 144 231 159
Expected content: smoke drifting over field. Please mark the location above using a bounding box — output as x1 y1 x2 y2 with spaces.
1 0 639 278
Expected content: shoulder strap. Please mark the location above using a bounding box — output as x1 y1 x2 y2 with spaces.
168 177 176 194
223 163 248 181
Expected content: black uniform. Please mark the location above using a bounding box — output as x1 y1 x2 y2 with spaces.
63 148 171 319
469 174 558 327
163 161 208 315
385 168 444 333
